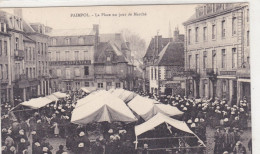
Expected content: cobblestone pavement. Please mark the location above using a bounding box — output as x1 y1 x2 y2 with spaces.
27 127 251 154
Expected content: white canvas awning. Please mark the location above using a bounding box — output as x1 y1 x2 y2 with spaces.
135 113 205 146
45 94 59 102
81 87 97 93
110 89 137 103
71 91 137 125
52 92 68 99
75 90 107 108
21 97 53 109
128 95 183 121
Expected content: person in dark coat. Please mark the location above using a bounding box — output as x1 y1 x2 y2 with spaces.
233 141 246 154
92 140 104 154
56 145 65 154
214 127 224 154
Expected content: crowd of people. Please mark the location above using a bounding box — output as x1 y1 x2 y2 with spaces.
1 89 252 154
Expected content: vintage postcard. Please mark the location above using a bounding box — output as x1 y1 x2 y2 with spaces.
0 2 252 154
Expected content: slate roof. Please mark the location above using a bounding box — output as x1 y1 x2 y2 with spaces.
144 37 172 58
154 42 184 66
95 42 128 64
47 28 95 36
100 33 129 51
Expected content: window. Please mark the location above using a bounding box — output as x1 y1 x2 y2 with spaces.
29 47 32 60
188 55 192 69
116 83 120 88
222 80 227 98
195 54 199 73
0 64 3 79
188 29 191 44
56 51 60 61
232 48 237 68
166 70 171 79
151 68 153 80
85 82 90 87
195 27 199 42
74 51 79 60
33 68 35 78
41 43 44 55
212 24 216 39
5 64 8 79
107 56 111 61
98 83 103 88
32 48 35 60
232 17 237 36
75 68 80 77
75 82 80 90
221 20 226 38
247 31 250 46
48 52 51 61
15 37 19 50
65 38 70 45
203 27 207 41
106 66 112 74
30 68 32 78
84 66 89 75
66 68 70 79
4 41 7 56
247 9 249 22
0 40 2 56
203 51 207 69
154 68 157 80
79 37 84 45
1 23 5 32
212 50 217 71
107 82 112 86
221 49 226 68
84 51 88 60
38 42 40 54
65 51 70 61
26 68 29 78
66 82 71 91
52 38 57 46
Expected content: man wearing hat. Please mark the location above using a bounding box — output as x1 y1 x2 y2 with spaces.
233 141 246 154
214 127 224 154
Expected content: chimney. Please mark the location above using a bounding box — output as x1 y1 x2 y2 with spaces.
115 33 121 41
93 24 99 45
173 27 180 42
13 8 23 18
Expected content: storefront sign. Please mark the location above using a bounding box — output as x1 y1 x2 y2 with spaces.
219 71 236 76
50 60 91 66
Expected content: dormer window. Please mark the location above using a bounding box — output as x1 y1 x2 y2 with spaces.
1 23 6 32
65 38 70 45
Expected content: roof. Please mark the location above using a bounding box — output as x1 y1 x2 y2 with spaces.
144 37 172 58
95 42 129 64
47 28 95 37
100 33 129 51
23 35 35 43
154 42 184 66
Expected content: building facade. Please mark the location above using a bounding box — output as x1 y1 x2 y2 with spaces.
143 28 185 96
183 3 250 105
0 9 52 106
47 25 98 92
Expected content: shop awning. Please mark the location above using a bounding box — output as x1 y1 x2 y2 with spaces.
110 88 137 103
128 95 183 121
45 94 59 102
81 87 97 93
20 97 53 109
71 91 137 125
52 92 69 99
76 90 108 108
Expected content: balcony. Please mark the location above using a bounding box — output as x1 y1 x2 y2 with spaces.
206 68 218 81
184 68 200 79
14 50 25 61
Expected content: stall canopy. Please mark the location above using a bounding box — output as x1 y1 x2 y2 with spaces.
75 90 108 108
135 113 205 146
128 95 183 121
52 92 68 99
45 94 59 102
81 87 97 93
110 89 137 103
20 97 53 109
71 91 137 125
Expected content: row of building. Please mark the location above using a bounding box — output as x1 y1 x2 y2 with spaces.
143 3 250 106
0 9 140 106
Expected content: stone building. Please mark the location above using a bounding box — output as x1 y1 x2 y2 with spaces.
47 25 98 92
183 3 250 105
143 28 185 95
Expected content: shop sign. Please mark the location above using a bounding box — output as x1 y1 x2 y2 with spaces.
219 71 236 76
50 60 91 66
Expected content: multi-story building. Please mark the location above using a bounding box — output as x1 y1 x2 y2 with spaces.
47 25 98 92
0 14 11 104
0 9 53 106
183 3 250 105
143 28 185 95
95 33 134 90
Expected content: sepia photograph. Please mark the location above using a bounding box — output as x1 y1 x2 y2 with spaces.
0 2 252 154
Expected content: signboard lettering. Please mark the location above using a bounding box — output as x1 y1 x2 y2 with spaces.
50 60 91 66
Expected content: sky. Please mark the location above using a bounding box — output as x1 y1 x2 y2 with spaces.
1 4 197 46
